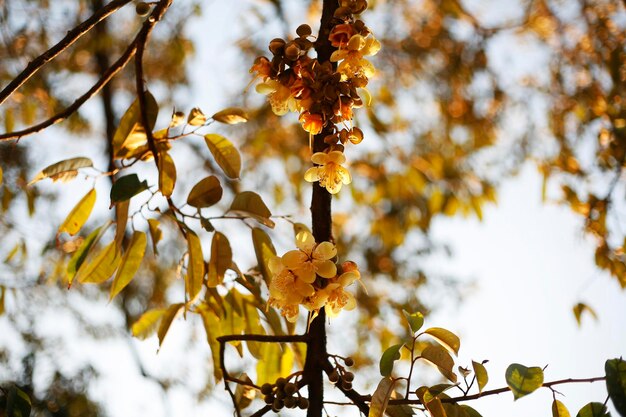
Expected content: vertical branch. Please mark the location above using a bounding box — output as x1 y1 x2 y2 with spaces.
305 1 340 417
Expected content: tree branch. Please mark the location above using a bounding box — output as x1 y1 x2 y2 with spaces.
323 359 369 415
0 0 132 106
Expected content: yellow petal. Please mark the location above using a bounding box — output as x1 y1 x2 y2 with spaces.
364 37 381 56
348 34 365 51
268 256 284 274
327 151 346 165
313 241 337 260
311 152 329 165
255 82 275 95
330 50 347 62
295 230 316 253
295 264 317 283
337 165 352 184
295 280 315 297
338 271 359 287
282 250 308 269
314 259 337 278
326 182 343 194
304 167 321 182
344 291 356 310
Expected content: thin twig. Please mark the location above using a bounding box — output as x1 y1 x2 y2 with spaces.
0 0 132 106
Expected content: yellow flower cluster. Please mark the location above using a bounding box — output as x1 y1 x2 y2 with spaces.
250 0 379 194
268 230 360 322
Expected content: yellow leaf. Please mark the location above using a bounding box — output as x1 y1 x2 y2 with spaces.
186 176 223 208
212 107 249 124
369 377 395 417
158 151 176 197
421 345 457 383
251 228 276 285
552 399 571 417
186 230 205 302
67 225 108 284
109 231 147 301
131 308 166 340
234 373 256 410
158 303 185 348
208 232 232 287
204 133 241 179
112 92 158 158
424 327 460 355
114 200 130 246
197 303 223 381
29 157 93 185
229 191 274 228
58 189 97 236
76 241 121 284
0 165 3 186
472 360 488 393
188 107 207 126
147 219 162 255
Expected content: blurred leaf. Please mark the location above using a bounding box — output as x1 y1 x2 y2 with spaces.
234 373 256 410
251 227 276 285
257 343 286 385
553 400 571 417
204 133 241 179
380 343 403 377
110 231 147 301
113 92 158 158
158 303 185 349
421 345 457 383
110 174 149 204
575 403 610 417
198 303 223 381
58 188 96 236
0 165 2 186
443 403 470 417
131 308 166 340
472 360 488 393
369 377 395 417
573 303 598 327
186 230 205 302
424 327 460 355
0 286 5 316
188 107 207 126
505 363 544 400
229 191 274 228
147 219 162 255
208 232 232 287
6 385 31 417
606 358 626 416
187 175 223 208
67 226 104 282
242 298 265 359
212 107 249 124
403 310 424 333
76 241 120 284
158 151 176 197
29 157 93 185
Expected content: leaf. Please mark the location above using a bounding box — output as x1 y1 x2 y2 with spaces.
131 308 166 340
114 200 130 246
229 191 274 227
369 377 395 417
576 403 610 417
0 165 3 186
58 188 96 236
421 345 457 383
234 373 256 410
198 303 223 381
66 226 104 283
112 92 158 158
207 232 232 287
424 398 447 417
110 174 149 204
109 231 147 301
212 107 249 124
424 327 461 356
157 303 185 348
472 360 488 393
251 227 276 285
380 343 403 377
76 241 120 284
443 403 470 417
188 107 207 126
0 286 5 316
386 403 416 417
256 343 285 385
403 310 424 333
29 157 93 185
505 363 544 400
147 219 162 255
186 230 205 302
5 385 31 417
241 298 265 359
187 175 223 208
573 302 598 327
158 151 176 197
460 405 484 417
606 358 626 416
204 133 241 179
553 400 572 417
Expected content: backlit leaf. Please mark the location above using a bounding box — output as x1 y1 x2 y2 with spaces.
460 405 484 417
212 107 249 124
251 227 276 285
234 373 256 410
112 92 158 158
147 219 162 255
158 151 176 197
186 230 205 302
208 232 232 287
369 377 395 417
421 344 457 383
443 403 470 417
424 398 446 417
29 157 93 185
553 400 571 417
188 107 207 126
403 310 424 333
505 363 544 400
229 191 274 228
198 303 223 381
605 358 626 416
472 360 488 393
67 226 105 284
257 343 286 385
114 200 130 246
76 241 120 284
131 308 166 340
157 303 185 348
573 302 598 327
380 343 403 377
575 402 610 417
58 188 96 236
187 175 223 208
424 327 461 356
109 231 147 300
204 133 241 179
110 174 149 204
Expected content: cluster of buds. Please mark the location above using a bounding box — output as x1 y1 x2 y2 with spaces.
260 377 309 411
267 231 360 322
251 0 379 194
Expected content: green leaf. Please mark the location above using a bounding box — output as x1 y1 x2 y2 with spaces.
110 174 149 204
109 231 147 301
472 360 488 393
443 403 471 417
158 151 176 197
186 230 205 302
29 157 93 185
204 133 241 179
131 308 166 340
369 377 395 417
234 373 256 410
58 188 97 236
251 227 276 285
428 383 457 397
207 232 232 287
187 175 223 208
606 358 626 416
403 310 424 333
212 107 249 124
6 385 31 417
147 219 162 255
76 241 120 284
424 397 446 417
573 302 598 327
158 303 185 348
553 399 572 417
460 405 484 417
421 344 457 382
576 402 610 417
386 403 416 417
66 226 104 283
505 363 544 400
424 327 461 356
197 303 223 381
112 92 158 158
380 343 403 377
229 191 274 228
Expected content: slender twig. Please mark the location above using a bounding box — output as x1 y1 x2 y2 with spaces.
0 0 132 106
249 405 272 417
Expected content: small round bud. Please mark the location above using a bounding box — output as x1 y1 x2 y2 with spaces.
269 38 286 55
275 377 287 388
272 398 284 410
329 370 340 383
264 394 275 404
135 2 151 16
284 383 297 395
296 24 312 37
260 383 273 395
344 357 355 367
284 42 301 60
284 397 297 408
298 397 310 409
344 372 355 382
341 381 353 390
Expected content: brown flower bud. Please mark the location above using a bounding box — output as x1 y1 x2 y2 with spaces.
296 24 312 37
269 38 286 55
284 42 301 60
